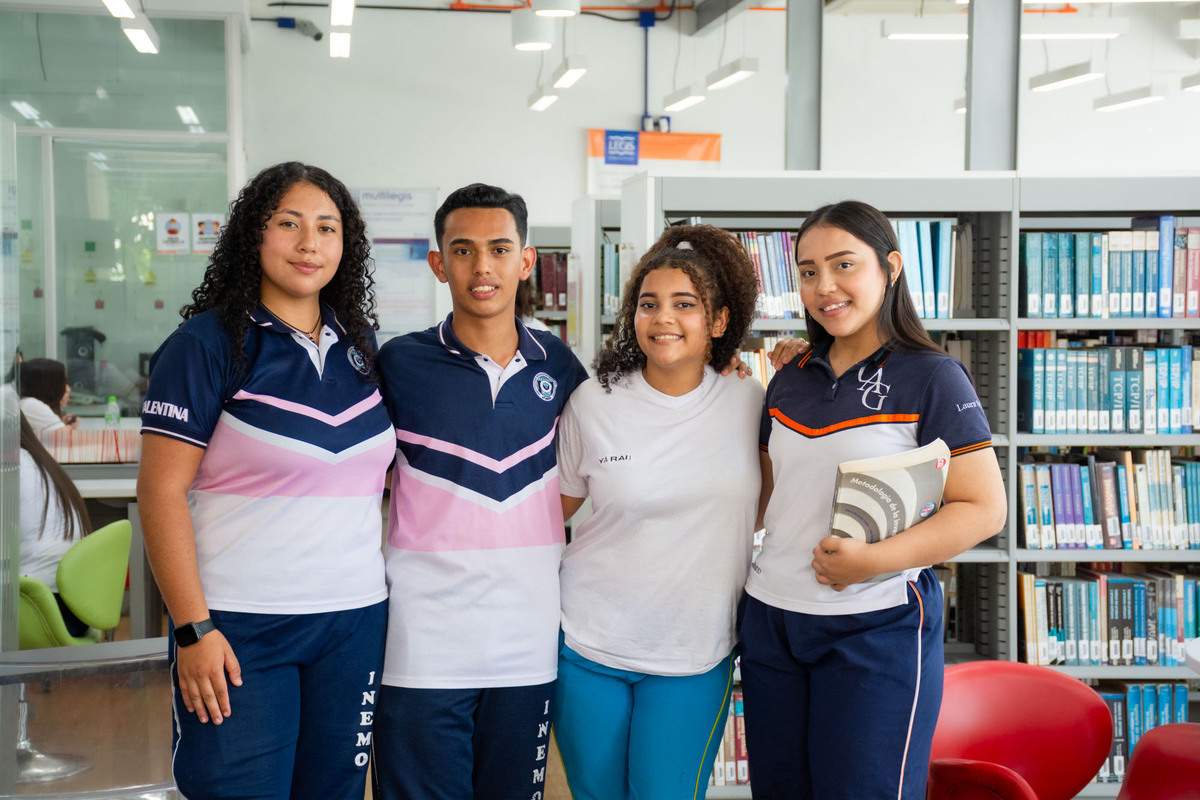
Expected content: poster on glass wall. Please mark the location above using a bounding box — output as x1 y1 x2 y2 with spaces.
192 213 225 254
155 211 190 255
352 188 438 341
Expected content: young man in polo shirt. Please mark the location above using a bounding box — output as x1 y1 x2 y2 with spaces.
372 184 588 800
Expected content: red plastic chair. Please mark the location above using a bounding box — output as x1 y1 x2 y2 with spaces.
1117 723 1200 800
927 661 1112 800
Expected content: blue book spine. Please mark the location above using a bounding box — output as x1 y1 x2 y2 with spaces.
1158 348 1171 434
1077 350 1090 433
1075 231 1090 317
1069 463 1085 548
1056 349 1069 434
1043 233 1058 318
1064 581 1078 665
1089 581 1102 664
1080 465 1099 548
1186 579 1196 639
1059 233 1075 318
1033 349 1045 433
1132 238 1147 317
1157 684 1172 732
1134 581 1147 664
1109 232 1124 319
1170 348 1183 434
1143 684 1157 733
1127 683 1142 755
918 220 936 319
935 221 952 319
1128 348 1143 434
898 221 924 318
1160 216 1176 317
1045 349 1057 434
1116 463 1133 548
1142 231 1158 318
1051 464 1068 548
1175 683 1189 723
1121 246 1134 317
1091 232 1105 318
1183 346 1193 434
1023 233 1042 317
1098 349 1111 432
1110 348 1126 433
1066 350 1079 434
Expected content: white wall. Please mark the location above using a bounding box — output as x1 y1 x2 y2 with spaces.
244 8 787 226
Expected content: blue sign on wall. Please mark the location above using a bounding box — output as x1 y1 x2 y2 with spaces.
604 130 639 166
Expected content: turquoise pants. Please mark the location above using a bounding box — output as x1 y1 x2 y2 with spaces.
552 639 735 800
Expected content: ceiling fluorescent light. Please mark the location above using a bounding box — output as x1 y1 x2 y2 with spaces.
175 105 200 125
512 10 554 51
881 18 967 41
330 0 355 27
34 120 53 129
101 0 136 19
552 57 588 89
533 0 580 18
528 86 558 111
706 57 758 91
954 97 966 115
1094 85 1163 113
188 125 206 134
663 85 706 112
121 14 160 54
1029 60 1104 93
1181 19 1200 39
9 101 39 120
1182 72 1200 93
1021 16 1128 40
329 30 351 58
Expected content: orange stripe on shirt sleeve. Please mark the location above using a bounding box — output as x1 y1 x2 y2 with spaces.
769 408 920 438
950 440 993 456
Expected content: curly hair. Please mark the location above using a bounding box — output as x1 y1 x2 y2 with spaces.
594 224 759 390
181 162 377 377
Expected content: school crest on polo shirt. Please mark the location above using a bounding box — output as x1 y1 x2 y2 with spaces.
347 346 370 376
532 371 557 401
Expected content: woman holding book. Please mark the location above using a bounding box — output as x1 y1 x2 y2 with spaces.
137 162 393 799
553 224 770 799
741 201 1007 799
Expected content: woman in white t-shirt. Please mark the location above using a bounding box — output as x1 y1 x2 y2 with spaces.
19 412 92 636
554 224 768 799
18 358 77 437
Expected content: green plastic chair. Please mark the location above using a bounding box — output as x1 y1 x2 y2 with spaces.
18 519 133 650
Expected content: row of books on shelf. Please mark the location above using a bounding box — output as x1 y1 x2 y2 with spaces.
39 427 140 464
1016 345 1199 434
737 336 788 390
735 230 803 320
708 689 749 788
892 218 970 320
1018 451 1200 551
530 251 569 311
600 238 621 319
1095 682 1190 784
1016 566 1198 666
1020 217 1200 320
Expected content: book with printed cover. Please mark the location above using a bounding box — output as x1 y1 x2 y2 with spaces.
830 438 951 546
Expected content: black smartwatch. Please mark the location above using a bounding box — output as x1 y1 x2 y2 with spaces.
175 618 216 647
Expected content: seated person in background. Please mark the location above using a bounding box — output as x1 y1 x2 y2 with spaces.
19 411 92 636
19 358 77 436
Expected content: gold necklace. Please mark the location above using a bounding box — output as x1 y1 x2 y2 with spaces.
265 304 321 342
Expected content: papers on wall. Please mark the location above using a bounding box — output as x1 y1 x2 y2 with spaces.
192 213 224 254
352 188 438 342
155 211 189 255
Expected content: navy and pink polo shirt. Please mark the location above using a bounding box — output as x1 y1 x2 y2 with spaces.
140 305 394 615
750 341 992 616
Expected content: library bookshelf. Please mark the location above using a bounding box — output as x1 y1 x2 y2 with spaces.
608 171 1200 799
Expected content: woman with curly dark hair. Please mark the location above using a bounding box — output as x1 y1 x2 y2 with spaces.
552 224 769 799
136 162 394 799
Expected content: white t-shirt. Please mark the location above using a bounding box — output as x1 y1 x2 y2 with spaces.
20 397 65 437
19 449 83 592
557 367 763 676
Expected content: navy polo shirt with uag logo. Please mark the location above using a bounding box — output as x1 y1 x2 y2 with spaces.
748 341 992 616
375 314 588 689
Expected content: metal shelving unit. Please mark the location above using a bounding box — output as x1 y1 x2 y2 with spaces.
612 174 1200 800
569 197 619 370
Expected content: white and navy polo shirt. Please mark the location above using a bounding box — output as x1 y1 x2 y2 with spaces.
376 314 588 689
140 306 394 615
749 341 992 616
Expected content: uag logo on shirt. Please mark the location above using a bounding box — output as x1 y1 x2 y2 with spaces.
347 346 370 375
142 400 189 422
856 365 890 411
532 371 557 401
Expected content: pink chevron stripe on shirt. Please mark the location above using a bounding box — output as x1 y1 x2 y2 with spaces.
395 420 557 474
232 389 383 426
388 468 564 551
194 419 393 497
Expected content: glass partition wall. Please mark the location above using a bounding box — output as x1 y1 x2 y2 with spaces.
0 6 240 797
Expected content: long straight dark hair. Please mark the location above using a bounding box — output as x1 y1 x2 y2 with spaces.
796 201 942 356
20 413 91 541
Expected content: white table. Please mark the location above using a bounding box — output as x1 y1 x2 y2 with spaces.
75 479 137 499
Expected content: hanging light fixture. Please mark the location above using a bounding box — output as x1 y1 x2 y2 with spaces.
121 13 160 54
528 85 558 111
706 57 758 91
1183 72 1200 93
330 0 356 27
329 30 352 58
663 85 705 112
533 0 579 18
1093 85 1164 112
512 10 554 52
1029 60 1104 93
953 97 966 115
552 56 588 89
